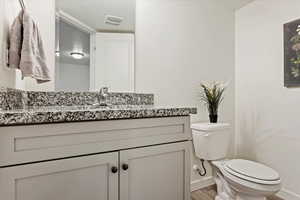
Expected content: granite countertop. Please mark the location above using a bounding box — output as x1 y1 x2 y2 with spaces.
0 105 197 126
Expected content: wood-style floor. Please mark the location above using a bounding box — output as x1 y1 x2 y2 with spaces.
191 185 283 200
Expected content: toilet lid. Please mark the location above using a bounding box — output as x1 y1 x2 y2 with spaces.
224 159 280 184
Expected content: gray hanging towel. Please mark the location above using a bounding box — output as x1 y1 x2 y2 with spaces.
8 11 23 69
9 10 51 83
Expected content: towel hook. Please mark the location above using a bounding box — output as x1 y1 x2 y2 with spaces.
18 0 26 10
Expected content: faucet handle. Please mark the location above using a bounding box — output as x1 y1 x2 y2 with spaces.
100 87 109 94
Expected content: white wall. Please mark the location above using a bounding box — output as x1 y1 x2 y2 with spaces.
135 0 235 186
56 63 89 91
236 0 300 198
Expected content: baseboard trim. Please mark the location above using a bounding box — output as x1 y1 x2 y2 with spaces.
191 176 215 192
191 179 300 200
191 177 300 200
277 188 300 200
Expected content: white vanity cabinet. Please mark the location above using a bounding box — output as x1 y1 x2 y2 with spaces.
0 117 192 200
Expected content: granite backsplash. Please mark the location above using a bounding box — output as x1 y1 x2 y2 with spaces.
0 88 154 111
0 88 27 110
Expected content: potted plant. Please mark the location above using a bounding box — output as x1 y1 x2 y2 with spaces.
200 82 226 123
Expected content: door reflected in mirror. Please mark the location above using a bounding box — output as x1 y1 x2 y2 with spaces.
55 0 135 92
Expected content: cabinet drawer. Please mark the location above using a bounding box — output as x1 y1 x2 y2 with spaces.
0 116 191 167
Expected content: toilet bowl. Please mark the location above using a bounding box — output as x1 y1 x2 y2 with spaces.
212 159 281 200
191 123 281 200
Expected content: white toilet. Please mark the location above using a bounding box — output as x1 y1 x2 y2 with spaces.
191 123 281 200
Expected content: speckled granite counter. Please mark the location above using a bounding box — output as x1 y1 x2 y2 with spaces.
0 105 197 126
0 88 196 126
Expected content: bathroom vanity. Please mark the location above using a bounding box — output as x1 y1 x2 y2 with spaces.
0 89 196 200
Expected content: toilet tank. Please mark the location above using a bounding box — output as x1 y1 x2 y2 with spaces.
191 123 231 161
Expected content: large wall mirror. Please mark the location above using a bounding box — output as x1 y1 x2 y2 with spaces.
1 0 135 92
55 0 136 92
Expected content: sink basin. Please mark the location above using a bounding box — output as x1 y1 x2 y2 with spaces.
23 104 153 112
23 105 113 112
86 105 112 109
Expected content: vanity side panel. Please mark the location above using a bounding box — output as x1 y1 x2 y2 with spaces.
0 116 191 167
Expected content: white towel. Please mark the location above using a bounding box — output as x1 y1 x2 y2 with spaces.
9 10 51 83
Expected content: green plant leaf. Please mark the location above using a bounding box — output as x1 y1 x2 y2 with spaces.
200 82 226 115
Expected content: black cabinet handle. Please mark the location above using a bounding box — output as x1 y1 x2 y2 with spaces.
122 164 129 171
111 166 118 173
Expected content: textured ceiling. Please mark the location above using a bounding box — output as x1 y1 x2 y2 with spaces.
56 0 135 32
230 0 255 10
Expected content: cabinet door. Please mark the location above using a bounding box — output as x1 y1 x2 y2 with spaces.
120 142 191 200
0 153 119 200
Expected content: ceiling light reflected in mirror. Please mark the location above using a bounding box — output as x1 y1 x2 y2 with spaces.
70 52 85 60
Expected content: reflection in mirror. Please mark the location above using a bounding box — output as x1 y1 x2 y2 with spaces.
55 0 135 92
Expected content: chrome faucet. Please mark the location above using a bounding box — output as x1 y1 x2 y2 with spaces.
98 87 109 106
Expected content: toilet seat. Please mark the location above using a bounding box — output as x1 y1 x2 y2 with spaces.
212 160 282 196
223 159 281 185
